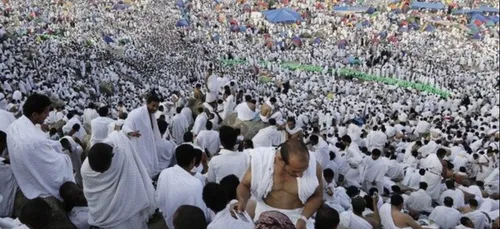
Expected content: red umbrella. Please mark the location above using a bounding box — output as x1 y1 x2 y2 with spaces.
474 19 482 26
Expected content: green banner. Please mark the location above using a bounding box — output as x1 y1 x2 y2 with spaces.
221 59 450 98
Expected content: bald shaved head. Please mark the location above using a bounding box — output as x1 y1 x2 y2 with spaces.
280 139 309 165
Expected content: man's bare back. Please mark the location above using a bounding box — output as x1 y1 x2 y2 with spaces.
263 167 304 209
260 103 272 118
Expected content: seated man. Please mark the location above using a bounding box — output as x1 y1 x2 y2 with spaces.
379 195 423 229
339 197 379 229
81 130 156 228
236 139 323 229
429 197 461 229
203 183 254 229
405 182 433 215
59 182 89 229
156 144 208 229
19 198 53 229
455 217 475 229
173 205 208 229
315 205 340 229
463 199 490 229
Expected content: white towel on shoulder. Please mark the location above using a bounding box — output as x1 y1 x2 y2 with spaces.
248 147 319 204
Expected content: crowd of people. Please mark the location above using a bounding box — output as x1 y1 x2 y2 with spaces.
0 0 499 228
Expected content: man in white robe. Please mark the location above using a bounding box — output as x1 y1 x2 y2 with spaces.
362 149 387 195
170 107 189 144
406 182 433 214
81 131 156 229
157 119 176 170
207 126 248 183
203 183 254 229
62 113 87 142
0 109 16 132
439 180 465 209
7 94 74 200
252 119 282 148
463 199 490 229
236 140 323 229
123 95 162 178
196 121 220 157
60 136 84 186
156 144 208 229
429 197 461 229
379 195 423 229
309 135 331 169
89 107 114 147
420 148 446 200
365 125 387 152
339 197 377 229
83 103 99 133
192 108 208 136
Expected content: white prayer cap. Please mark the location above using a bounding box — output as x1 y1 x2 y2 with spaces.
430 129 442 141
12 90 22 101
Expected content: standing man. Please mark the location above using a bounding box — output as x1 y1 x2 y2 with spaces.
123 94 162 178
7 94 74 200
90 107 114 147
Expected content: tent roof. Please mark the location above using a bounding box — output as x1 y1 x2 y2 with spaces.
479 6 499 13
410 2 445 10
262 8 302 23
333 6 370 12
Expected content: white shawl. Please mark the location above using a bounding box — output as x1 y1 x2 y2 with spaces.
379 203 411 229
81 131 156 228
339 211 373 229
156 165 208 229
0 164 17 217
7 116 74 200
123 105 161 178
249 147 319 204
208 200 254 229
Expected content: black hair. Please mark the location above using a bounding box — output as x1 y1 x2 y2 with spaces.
341 135 352 143
323 168 334 179
98 107 109 117
183 131 193 142
372 148 382 157
146 94 160 104
270 97 277 103
87 143 113 173
23 93 52 117
419 182 428 190
346 186 360 198
351 197 366 215
437 148 447 158
219 126 237 150
158 119 168 135
314 205 340 229
390 194 404 207
175 144 196 167
309 134 319 144
469 198 478 207
220 174 239 201
268 118 277 125
419 168 426 176
173 205 207 229
205 121 213 130
460 217 471 225
443 196 454 207
19 198 52 229
176 107 183 113
445 180 455 189
202 182 228 213
193 148 203 166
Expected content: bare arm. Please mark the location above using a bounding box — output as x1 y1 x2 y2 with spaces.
300 162 324 219
236 166 252 212
405 214 423 229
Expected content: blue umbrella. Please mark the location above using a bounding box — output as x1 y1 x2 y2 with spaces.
175 0 185 8
314 38 321 44
176 19 189 27
103 35 114 44
379 31 388 39
261 8 302 23
112 3 128 10
472 33 482 40
239 26 247 32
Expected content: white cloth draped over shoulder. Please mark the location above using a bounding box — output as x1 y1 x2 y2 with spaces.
81 130 156 228
379 203 411 229
0 164 17 217
156 165 208 229
61 136 84 186
420 153 443 200
235 102 256 121
339 211 373 229
0 109 16 132
248 147 319 204
7 116 74 200
170 114 189 144
123 105 161 178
